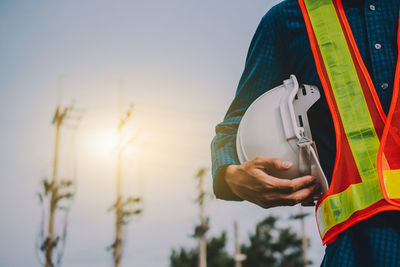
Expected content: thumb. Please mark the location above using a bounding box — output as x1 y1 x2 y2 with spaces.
269 158 293 171
253 157 293 171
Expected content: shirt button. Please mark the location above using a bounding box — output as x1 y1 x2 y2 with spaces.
381 83 389 90
375 43 382 50
369 4 376 11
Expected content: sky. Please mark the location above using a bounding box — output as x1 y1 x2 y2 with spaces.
0 1 325 266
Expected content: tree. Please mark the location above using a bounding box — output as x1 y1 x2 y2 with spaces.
241 215 307 267
170 232 234 267
171 215 308 267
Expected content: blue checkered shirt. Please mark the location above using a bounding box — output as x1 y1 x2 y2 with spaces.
211 0 400 266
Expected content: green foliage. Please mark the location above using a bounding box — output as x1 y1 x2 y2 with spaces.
170 232 234 267
170 247 197 267
241 216 306 267
170 215 308 267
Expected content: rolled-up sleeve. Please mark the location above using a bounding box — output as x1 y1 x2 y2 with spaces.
211 7 289 200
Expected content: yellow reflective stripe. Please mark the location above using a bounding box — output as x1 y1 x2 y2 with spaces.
383 170 400 198
304 0 380 182
317 179 382 236
304 0 383 237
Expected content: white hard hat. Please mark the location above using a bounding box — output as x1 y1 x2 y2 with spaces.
236 75 328 193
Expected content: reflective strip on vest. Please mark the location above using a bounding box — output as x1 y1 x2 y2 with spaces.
383 170 400 198
303 0 384 237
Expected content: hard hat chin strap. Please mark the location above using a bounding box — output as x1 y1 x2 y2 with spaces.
297 136 314 176
297 134 328 192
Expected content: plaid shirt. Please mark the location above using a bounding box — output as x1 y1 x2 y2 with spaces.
211 0 400 266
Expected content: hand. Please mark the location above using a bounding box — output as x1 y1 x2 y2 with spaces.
224 157 321 209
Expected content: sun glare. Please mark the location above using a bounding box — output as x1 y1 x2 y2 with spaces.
89 128 120 156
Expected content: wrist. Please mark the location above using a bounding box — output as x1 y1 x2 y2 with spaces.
214 164 243 201
224 164 240 187
225 164 240 184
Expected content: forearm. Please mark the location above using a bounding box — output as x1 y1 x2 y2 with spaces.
211 129 242 200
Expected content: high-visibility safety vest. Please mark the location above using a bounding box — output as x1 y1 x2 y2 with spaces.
299 0 400 244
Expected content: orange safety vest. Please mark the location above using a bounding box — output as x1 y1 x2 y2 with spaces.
299 0 400 244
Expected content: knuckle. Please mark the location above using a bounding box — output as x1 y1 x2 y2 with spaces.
288 182 297 193
272 158 281 166
253 156 262 163
263 178 275 188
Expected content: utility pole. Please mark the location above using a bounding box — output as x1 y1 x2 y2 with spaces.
194 168 209 267
109 105 142 267
36 77 82 267
233 221 246 267
45 106 67 267
291 206 310 267
114 128 123 267
37 105 77 267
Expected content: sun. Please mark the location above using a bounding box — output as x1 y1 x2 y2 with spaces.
78 113 141 163
93 128 120 155
80 126 121 160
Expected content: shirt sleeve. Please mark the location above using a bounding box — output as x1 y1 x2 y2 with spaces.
211 7 289 200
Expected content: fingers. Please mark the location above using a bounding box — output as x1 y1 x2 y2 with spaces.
283 183 321 206
266 175 317 193
252 157 293 172
257 182 321 209
234 157 323 209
